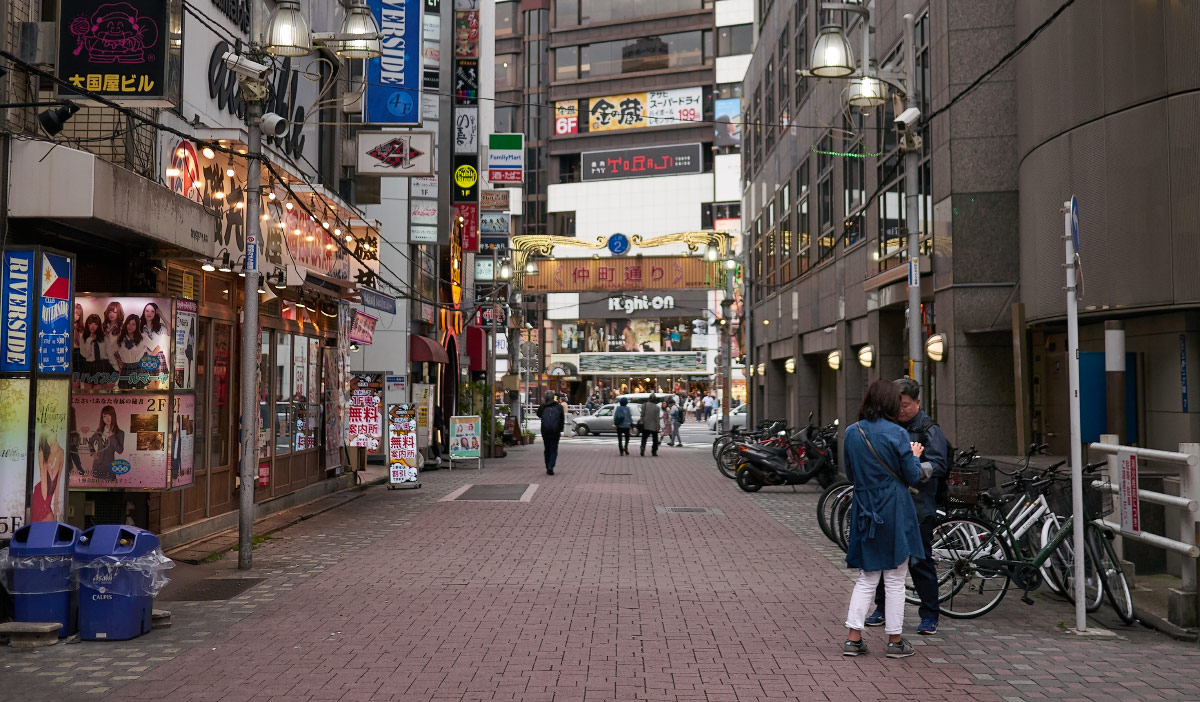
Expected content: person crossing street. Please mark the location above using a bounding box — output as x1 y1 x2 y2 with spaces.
640 394 661 456
613 397 633 455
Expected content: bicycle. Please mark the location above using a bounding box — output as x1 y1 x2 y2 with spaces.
925 461 1134 623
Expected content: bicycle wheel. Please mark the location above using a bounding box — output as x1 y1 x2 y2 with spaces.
712 435 732 460
817 481 852 544
1043 516 1103 612
716 443 741 480
1090 525 1136 625
835 496 853 552
1037 514 1067 596
927 517 1014 619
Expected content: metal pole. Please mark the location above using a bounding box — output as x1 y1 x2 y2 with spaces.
488 247 497 457
721 269 734 432
1064 199 1086 631
902 13 923 388
238 100 261 570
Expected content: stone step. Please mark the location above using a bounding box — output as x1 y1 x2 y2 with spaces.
0 621 61 649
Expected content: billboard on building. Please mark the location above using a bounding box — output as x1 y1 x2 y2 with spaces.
69 394 172 490
581 144 703 181
586 87 702 132
714 98 742 149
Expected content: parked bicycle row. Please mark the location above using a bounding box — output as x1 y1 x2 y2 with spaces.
713 378 1135 657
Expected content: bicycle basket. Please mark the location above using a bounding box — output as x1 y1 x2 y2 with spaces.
1086 477 1115 518
945 467 983 506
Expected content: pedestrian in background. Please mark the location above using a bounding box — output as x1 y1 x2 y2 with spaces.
613 397 632 455
661 397 675 447
536 391 565 475
840 378 925 659
702 393 715 421
640 394 661 456
668 398 684 447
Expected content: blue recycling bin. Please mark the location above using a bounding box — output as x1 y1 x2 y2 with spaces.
75 525 160 641
7 522 80 638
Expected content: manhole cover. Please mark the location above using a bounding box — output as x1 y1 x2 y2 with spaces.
600 472 633 476
159 577 264 602
654 506 724 515
456 484 530 501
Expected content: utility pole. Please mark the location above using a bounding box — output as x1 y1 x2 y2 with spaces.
1063 196 1086 632
902 13 923 389
487 246 498 456
721 267 734 432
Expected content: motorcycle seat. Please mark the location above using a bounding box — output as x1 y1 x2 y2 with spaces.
748 444 790 457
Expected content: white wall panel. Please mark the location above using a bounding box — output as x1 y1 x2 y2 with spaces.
716 54 753 85
548 173 714 240
715 0 753 26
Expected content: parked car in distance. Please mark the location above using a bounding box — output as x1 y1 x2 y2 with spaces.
573 403 642 435
708 403 748 431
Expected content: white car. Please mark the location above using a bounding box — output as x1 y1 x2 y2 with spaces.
572 403 641 435
708 403 748 431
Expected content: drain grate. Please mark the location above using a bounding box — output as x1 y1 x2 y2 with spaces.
456 484 530 501
655 506 724 515
599 472 633 476
159 577 263 602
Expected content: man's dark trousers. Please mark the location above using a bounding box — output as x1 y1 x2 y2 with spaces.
616 428 631 453
544 431 561 470
640 430 660 455
874 514 939 620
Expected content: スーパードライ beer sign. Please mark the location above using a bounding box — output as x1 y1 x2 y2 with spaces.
56 0 182 106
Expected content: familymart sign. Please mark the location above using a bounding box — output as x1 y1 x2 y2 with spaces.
487 133 523 183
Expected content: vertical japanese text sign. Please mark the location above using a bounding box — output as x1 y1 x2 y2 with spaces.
366 0 424 124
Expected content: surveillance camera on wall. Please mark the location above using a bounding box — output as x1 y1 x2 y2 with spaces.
222 51 271 81
259 112 289 138
894 106 922 130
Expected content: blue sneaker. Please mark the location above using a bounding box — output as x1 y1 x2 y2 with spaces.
864 609 885 627
917 617 938 635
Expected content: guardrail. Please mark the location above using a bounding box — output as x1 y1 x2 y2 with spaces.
1090 434 1200 626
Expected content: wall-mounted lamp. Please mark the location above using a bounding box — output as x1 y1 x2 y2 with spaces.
756 362 765 376
827 350 842 371
784 358 795 374
857 344 874 368
925 333 946 362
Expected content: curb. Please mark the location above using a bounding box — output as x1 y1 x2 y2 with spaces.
1135 607 1200 642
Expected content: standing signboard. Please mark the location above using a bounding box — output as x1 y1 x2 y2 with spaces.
448 415 481 469
1118 449 1141 535
366 0 424 124
347 372 385 458
387 404 421 488
413 383 434 449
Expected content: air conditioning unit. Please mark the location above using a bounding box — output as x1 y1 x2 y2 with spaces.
19 23 56 67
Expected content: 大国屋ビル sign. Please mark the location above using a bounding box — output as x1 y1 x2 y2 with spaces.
56 0 182 105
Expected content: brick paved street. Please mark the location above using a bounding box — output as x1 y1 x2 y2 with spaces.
5 438 1200 701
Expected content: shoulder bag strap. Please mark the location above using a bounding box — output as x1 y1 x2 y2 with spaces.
856 423 919 495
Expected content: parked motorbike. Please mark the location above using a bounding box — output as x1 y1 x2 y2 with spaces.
735 417 841 492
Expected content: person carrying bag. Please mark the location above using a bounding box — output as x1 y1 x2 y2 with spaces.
840 379 925 659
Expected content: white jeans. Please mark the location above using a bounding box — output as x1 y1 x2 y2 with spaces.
844 561 909 636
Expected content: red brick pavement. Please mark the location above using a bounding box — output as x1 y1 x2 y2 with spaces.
12 440 1200 701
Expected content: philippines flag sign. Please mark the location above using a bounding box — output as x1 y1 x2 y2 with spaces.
42 253 71 300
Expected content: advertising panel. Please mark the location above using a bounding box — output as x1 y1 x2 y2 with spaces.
413 383 434 448
487 133 524 183
411 175 438 198
31 378 69 521
37 253 74 373
587 87 702 133
454 59 479 103
480 189 510 210
357 131 436 175
349 310 379 345
453 155 479 201
171 394 195 488
73 296 172 392
0 379 30 535
480 212 510 235
347 372 384 452
714 97 742 148
1 250 35 372
455 203 480 252
554 101 579 135
366 0 424 124
454 106 479 153
449 415 481 458
69 394 170 490
411 199 439 225
56 0 181 105
453 11 479 57
174 298 197 390
581 144 703 181
388 404 420 484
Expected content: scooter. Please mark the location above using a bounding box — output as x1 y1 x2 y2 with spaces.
735 417 840 492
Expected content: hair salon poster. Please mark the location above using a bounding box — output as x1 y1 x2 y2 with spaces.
73 295 173 392
69 394 170 490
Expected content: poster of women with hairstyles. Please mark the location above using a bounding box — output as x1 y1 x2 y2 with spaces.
72 295 172 392
69 394 170 489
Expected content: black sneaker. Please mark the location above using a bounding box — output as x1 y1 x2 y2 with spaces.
546 468 554 475
842 639 868 657
886 638 916 658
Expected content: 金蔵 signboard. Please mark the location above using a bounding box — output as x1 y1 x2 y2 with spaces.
366 0 424 124
586 87 702 133
581 143 703 181
56 0 182 105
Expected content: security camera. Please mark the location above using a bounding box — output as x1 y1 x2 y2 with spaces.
259 112 289 138
222 51 271 81
895 106 922 130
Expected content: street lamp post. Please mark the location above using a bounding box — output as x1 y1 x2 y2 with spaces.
802 6 924 389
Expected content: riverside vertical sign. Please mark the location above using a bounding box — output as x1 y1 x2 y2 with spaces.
367 0 424 125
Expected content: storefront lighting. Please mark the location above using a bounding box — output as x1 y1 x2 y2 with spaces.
226 167 235 178
214 191 225 199
238 271 246 278
258 284 267 294
305 235 315 242
285 202 293 210
268 192 276 200
201 146 215 159
235 201 244 209
756 363 766 376
295 301 307 309
747 364 753 377
925 333 946 362
202 261 216 272
811 24 856 77
217 252 232 272
857 344 875 368
334 228 341 236
784 358 796 373
827 350 842 371
349 343 360 352
262 213 270 220
37 101 79 136
165 167 181 177
265 0 313 57
762 319 769 325
345 234 353 243
325 243 334 251
322 221 330 229
335 0 383 59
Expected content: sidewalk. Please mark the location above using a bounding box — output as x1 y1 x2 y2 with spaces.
3 441 1199 701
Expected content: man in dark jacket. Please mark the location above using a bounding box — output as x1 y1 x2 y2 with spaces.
536 391 565 475
640 395 662 456
613 397 633 455
864 377 948 635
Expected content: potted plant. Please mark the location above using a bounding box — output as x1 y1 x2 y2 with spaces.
524 431 535 445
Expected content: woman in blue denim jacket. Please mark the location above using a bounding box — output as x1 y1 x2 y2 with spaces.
840 378 925 659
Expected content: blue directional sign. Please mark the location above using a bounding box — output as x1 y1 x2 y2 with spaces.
1070 195 1080 253
608 233 630 256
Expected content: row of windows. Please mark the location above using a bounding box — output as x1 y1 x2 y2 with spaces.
743 1 809 183
554 0 711 28
554 31 714 81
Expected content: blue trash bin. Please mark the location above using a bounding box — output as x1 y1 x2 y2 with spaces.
6 522 80 638
75 526 162 641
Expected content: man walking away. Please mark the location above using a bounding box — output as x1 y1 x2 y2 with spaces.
613 397 633 455
863 377 948 636
536 391 565 475
640 395 662 456
669 399 684 446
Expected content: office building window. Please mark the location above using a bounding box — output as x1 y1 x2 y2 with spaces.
557 0 710 27
495 106 518 133
554 47 578 81
496 54 519 91
496 1 518 36
559 31 713 79
717 24 754 56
